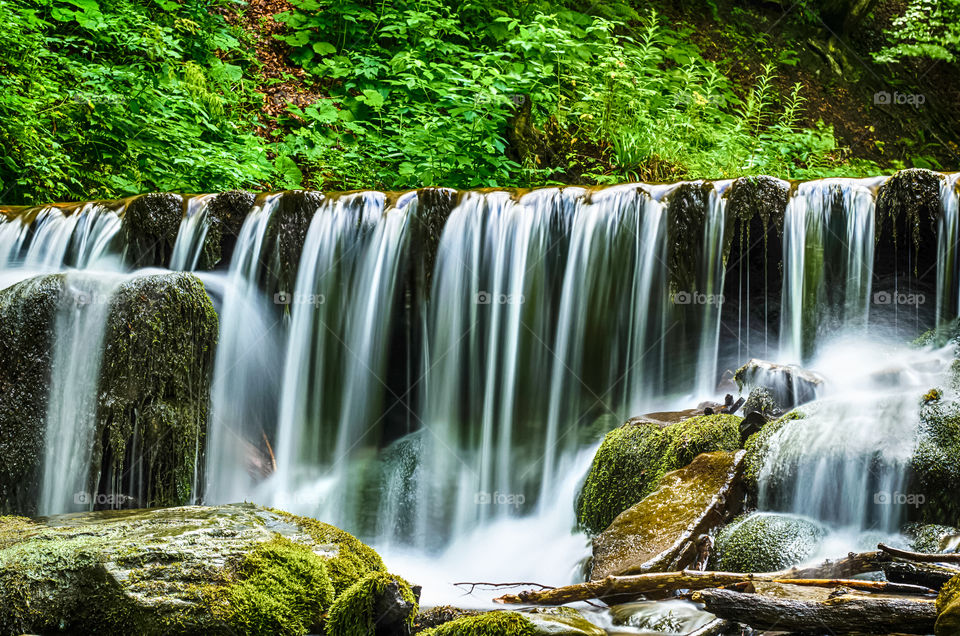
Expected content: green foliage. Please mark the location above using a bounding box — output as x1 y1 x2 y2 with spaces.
875 0 960 64
272 1 861 189
206 535 335 636
0 0 272 204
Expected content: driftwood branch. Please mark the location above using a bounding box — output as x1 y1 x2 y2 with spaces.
883 558 960 589
494 551 884 605
879 542 960 563
693 587 936 634
770 578 935 595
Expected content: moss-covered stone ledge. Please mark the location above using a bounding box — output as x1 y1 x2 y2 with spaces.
0 503 416 636
418 608 605 636
575 414 742 535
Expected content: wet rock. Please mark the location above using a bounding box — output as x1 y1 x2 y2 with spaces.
0 503 413 635
576 415 743 535
265 190 324 295
911 399 960 527
608 599 716 633
591 450 746 580
735 359 824 409
418 608 604 636
936 575 960 636
198 190 256 269
743 386 783 418
414 606 481 632
876 168 942 249
123 193 184 268
0 272 218 514
903 523 960 554
742 410 805 497
97 272 218 509
0 275 64 514
714 512 826 572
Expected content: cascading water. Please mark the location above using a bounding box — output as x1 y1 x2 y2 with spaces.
38 273 125 515
170 194 213 271
937 172 960 323
779 179 878 362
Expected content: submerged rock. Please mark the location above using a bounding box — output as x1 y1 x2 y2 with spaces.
576 414 742 535
735 359 824 409
591 450 746 580
0 503 414 635
608 599 716 633
937 575 960 636
714 512 826 572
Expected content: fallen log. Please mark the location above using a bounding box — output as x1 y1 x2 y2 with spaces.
687 618 730 636
692 587 936 634
771 578 935 596
880 542 960 563
494 551 885 605
883 559 960 590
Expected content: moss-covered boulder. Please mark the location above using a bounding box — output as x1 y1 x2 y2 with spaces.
123 193 185 268
419 608 603 636
97 272 218 508
264 190 324 295
714 512 826 572
743 386 782 418
0 503 413 635
576 414 742 535
0 275 64 514
876 168 942 252
911 400 960 527
591 450 746 580
193 190 256 270
325 571 417 636
936 575 960 636
0 272 218 514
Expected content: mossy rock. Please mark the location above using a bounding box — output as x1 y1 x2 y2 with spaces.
194 190 256 270
714 512 826 572
742 410 805 498
123 193 184 268
0 503 406 635
902 522 960 553
743 386 782 417
97 272 218 508
264 190 324 295
724 175 789 260
576 414 742 535
911 400 960 527
936 575 960 636
0 275 65 514
324 571 417 636
913 318 960 349
876 168 942 253
419 611 536 636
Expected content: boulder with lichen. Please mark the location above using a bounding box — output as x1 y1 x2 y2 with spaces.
0 503 414 636
714 512 826 572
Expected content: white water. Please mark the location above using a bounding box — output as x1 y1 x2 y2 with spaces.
937 173 960 323
170 194 213 271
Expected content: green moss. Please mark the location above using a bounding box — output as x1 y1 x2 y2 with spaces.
98 273 219 508
419 611 536 636
325 571 417 636
272 510 385 596
902 522 960 553
743 387 782 417
205 535 335 636
576 414 741 535
743 410 805 495
936 575 960 636
715 512 826 572
911 400 960 527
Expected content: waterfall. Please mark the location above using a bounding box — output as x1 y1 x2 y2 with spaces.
937 173 960 323
203 194 286 505
170 194 213 271
779 179 877 362
38 273 125 515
